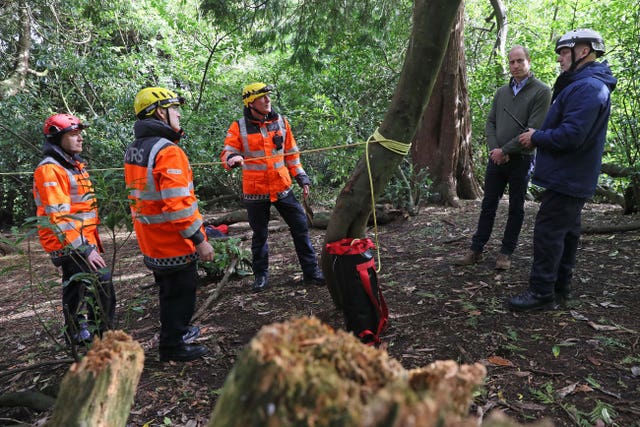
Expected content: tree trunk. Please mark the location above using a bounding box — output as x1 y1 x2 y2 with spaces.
411 4 480 207
0 0 31 100
321 0 463 307
46 331 144 427
600 162 639 214
489 0 508 72
207 316 551 427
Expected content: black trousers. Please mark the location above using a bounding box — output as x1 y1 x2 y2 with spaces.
471 154 534 255
529 190 585 296
60 253 116 335
245 191 319 279
154 261 198 349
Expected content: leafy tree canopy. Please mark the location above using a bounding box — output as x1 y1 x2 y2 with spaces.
0 0 638 225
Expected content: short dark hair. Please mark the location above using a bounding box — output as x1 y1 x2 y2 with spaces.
510 45 530 60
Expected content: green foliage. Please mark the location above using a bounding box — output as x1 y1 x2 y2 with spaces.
199 237 252 280
465 0 639 194
529 381 555 404
1 0 639 228
562 400 620 427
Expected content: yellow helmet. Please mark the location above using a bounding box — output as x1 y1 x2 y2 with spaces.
242 82 273 107
134 87 185 119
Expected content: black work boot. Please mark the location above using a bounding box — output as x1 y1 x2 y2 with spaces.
303 270 325 286
252 274 269 292
508 290 555 312
159 344 208 362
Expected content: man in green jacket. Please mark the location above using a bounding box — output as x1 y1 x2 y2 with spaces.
455 45 551 270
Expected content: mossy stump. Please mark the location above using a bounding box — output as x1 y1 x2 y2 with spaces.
46 330 144 427
208 316 553 427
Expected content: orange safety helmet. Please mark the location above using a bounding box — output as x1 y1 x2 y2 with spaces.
43 114 88 141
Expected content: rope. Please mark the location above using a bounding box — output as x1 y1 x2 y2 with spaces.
364 128 412 273
0 140 370 177
2 128 414 276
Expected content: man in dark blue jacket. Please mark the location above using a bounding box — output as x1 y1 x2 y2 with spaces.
509 29 617 311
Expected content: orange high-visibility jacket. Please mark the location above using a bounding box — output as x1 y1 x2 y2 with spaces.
125 120 206 270
220 111 308 202
33 143 102 262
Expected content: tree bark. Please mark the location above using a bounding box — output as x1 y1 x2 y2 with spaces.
0 390 56 412
411 4 480 206
582 221 640 234
489 0 508 72
321 0 463 308
0 1 31 100
600 162 639 214
46 331 144 427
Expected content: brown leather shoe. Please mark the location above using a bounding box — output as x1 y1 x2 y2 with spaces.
495 253 511 270
453 250 482 266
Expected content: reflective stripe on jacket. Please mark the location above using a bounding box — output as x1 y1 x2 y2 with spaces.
220 113 306 202
33 155 100 260
125 128 205 270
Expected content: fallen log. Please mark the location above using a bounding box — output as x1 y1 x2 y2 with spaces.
46 330 144 427
207 316 553 427
582 221 640 234
208 206 403 230
0 390 56 412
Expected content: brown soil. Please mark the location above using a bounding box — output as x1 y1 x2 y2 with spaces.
1 200 639 427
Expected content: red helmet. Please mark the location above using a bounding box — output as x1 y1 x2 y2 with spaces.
43 114 88 140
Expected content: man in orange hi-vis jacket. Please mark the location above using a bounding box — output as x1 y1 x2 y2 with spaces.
125 86 213 363
33 113 116 346
220 82 324 293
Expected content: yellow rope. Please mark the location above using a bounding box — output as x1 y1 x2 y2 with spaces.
2 128 413 276
364 128 412 273
0 140 370 177
0 133 407 177
372 128 412 156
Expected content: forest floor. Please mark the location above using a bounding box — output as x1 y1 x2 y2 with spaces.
0 199 639 427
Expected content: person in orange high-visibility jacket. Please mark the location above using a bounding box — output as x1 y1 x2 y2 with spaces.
33 113 116 346
125 86 213 363
220 82 324 292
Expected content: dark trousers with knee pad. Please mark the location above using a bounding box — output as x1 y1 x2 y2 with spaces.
60 252 115 336
245 191 319 279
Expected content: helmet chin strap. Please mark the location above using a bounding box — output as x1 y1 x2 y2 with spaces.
250 105 269 121
166 108 174 129
569 46 592 72
156 106 180 132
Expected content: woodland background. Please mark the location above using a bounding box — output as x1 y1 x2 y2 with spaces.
1 1 640 427
0 0 639 227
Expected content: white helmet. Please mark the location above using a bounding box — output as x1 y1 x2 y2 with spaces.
555 28 605 57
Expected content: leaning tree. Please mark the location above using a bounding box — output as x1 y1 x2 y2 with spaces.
321 0 463 275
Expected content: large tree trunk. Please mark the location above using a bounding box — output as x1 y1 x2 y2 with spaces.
411 4 480 206
321 0 463 307
46 331 144 427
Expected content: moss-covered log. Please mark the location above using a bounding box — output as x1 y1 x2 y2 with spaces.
207 316 553 427
46 330 144 427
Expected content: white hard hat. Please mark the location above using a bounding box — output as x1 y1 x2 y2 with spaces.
555 28 605 57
